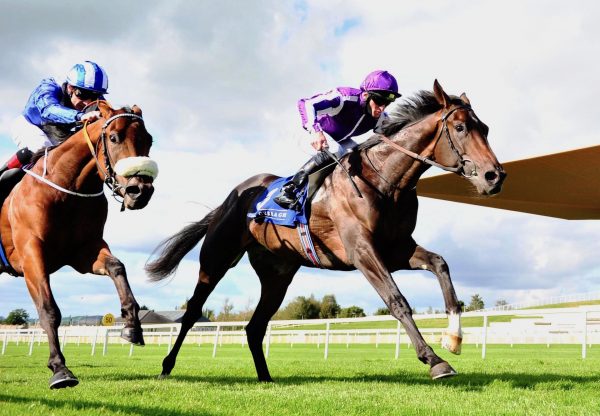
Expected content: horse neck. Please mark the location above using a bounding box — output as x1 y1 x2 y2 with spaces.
372 113 441 196
42 123 105 193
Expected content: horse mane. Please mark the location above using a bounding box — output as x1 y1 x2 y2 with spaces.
29 105 137 167
379 90 464 137
29 144 59 166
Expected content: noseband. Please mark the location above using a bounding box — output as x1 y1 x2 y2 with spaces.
380 105 477 178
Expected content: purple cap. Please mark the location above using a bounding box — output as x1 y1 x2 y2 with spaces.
360 70 399 97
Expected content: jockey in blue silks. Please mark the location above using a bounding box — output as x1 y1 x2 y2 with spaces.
1 61 109 179
274 70 401 209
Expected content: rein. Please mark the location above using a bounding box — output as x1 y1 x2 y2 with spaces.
379 105 477 178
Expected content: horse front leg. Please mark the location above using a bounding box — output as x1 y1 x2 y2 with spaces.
349 234 457 379
22 250 79 388
408 244 463 355
89 243 144 345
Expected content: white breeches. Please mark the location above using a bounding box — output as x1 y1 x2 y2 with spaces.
10 116 55 152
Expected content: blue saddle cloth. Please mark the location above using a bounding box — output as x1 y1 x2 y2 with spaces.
247 176 309 226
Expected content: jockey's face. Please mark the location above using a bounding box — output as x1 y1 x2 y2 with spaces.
363 92 389 118
67 84 99 110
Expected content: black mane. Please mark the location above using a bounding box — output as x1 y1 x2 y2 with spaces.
380 90 463 136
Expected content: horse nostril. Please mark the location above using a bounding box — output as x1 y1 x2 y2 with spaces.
484 171 498 183
125 185 141 197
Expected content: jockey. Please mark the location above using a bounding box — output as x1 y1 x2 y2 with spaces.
0 61 109 179
274 70 401 209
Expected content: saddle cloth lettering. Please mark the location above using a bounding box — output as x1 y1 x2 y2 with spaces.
247 176 309 226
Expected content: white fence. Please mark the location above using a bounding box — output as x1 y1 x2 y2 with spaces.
483 291 600 311
2 307 599 360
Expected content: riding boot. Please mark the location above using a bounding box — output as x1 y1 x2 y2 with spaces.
274 151 331 209
0 148 33 180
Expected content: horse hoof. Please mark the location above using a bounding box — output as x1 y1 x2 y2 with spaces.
121 327 145 346
430 362 457 380
441 333 462 355
49 370 79 389
158 373 170 380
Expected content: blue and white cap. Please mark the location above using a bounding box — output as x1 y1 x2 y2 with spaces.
66 61 109 94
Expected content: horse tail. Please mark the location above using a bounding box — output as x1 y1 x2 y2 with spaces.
145 208 219 282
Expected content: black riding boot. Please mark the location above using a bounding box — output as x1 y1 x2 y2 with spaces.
274 151 331 210
0 148 33 180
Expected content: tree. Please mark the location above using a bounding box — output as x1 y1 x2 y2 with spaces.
319 294 340 318
140 305 149 310
495 299 508 308
374 307 390 316
277 295 320 320
5 308 29 326
339 306 366 318
180 298 189 310
466 294 485 311
216 298 235 321
202 308 215 321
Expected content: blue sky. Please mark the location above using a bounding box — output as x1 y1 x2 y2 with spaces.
1 0 600 320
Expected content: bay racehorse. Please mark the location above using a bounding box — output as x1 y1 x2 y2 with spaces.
146 80 505 381
1 101 158 388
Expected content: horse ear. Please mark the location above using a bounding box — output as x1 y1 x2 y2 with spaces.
132 105 143 116
433 79 450 108
460 93 471 105
97 101 115 119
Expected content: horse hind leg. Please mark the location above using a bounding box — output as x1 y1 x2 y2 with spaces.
245 246 299 382
159 270 221 378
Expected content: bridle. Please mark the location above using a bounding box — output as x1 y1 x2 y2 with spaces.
379 104 478 178
83 112 145 199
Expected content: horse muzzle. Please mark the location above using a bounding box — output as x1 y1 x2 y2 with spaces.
123 177 154 210
478 167 506 196
114 156 158 210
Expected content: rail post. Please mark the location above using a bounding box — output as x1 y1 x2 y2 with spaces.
212 325 220 358
395 321 402 359
324 322 331 359
482 314 488 359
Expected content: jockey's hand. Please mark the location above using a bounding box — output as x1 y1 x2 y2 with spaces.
80 111 101 123
311 131 329 151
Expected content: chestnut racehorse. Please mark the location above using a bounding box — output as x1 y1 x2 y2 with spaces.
146 80 505 381
1 101 158 388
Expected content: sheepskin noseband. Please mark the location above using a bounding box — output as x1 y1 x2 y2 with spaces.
114 156 159 179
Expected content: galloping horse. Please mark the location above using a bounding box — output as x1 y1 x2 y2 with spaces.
146 80 505 381
2 101 157 388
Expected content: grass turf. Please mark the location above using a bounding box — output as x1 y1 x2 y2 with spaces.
0 342 599 415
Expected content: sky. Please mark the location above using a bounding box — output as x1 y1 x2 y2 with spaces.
1 0 600 320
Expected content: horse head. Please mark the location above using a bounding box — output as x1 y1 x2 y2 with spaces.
97 101 158 209
431 80 506 195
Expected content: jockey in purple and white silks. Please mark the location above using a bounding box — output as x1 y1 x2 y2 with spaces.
1 61 108 179
274 70 401 210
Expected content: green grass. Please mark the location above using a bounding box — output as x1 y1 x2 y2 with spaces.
1 342 599 415
524 300 600 309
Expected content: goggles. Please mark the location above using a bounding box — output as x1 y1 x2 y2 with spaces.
74 88 101 101
368 91 399 106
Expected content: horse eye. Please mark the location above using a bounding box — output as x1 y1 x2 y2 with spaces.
110 132 120 143
455 124 465 133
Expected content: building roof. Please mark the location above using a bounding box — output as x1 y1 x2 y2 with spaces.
417 145 600 220
115 310 210 324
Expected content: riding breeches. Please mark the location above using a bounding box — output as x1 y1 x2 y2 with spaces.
10 115 56 152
